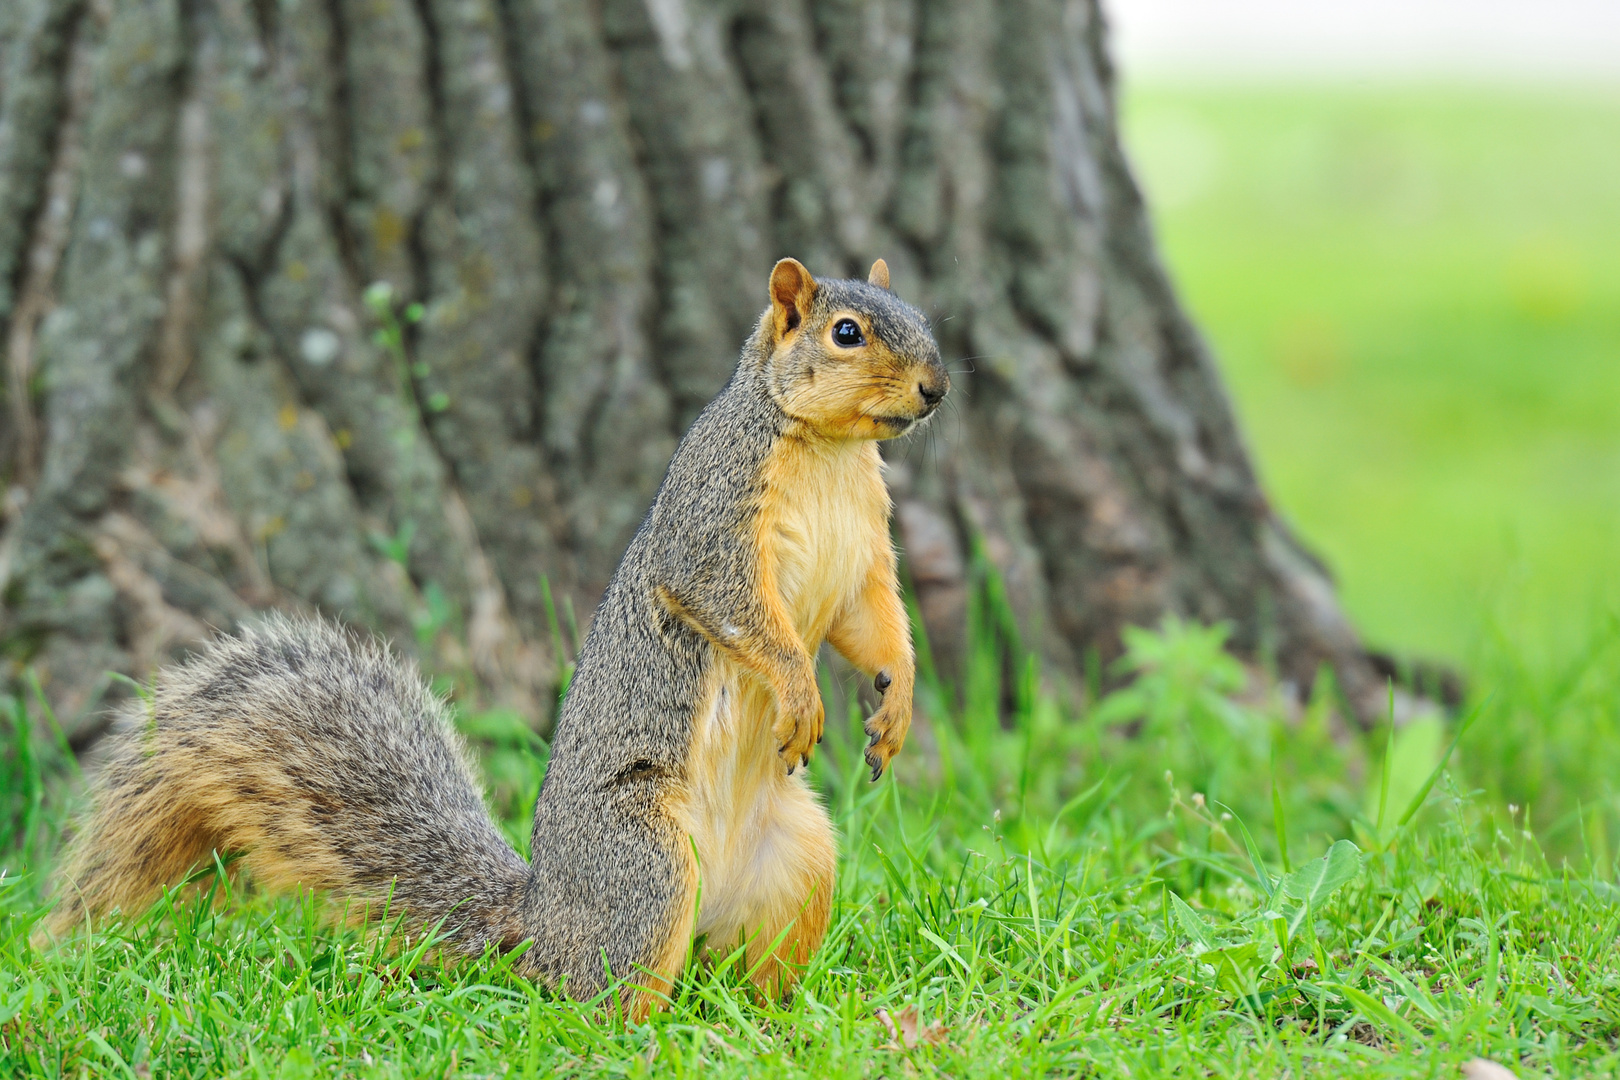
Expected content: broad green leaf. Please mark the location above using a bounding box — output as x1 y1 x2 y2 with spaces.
1278 839 1362 907
1205 942 1263 996
1171 893 1219 951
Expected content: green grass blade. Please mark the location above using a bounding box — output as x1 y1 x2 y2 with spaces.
1396 694 1490 828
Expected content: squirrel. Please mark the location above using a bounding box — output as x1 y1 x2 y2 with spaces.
47 257 949 1019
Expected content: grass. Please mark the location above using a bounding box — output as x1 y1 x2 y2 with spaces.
3 83 1620 1077
4 599 1620 1078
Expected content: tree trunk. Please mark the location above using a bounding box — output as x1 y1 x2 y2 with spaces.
0 0 1386 740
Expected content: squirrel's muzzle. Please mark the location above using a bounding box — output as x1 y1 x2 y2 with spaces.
877 364 949 435
915 362 950 416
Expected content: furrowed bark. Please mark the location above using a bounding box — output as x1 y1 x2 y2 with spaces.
0 0 1390 740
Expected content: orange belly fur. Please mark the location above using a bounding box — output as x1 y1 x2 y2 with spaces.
675 435 889 978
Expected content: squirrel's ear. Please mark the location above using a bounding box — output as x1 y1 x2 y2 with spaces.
867 258 890 291
769 258 818 339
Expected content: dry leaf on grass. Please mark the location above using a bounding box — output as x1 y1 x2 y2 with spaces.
1462 1059 1519 1080
875 1005 949 1050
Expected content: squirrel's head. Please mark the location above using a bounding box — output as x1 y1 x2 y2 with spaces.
758 257 949 440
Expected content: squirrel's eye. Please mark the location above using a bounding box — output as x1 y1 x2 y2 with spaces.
832 319 864 348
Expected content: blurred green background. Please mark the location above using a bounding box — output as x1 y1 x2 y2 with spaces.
1120 85 1620 672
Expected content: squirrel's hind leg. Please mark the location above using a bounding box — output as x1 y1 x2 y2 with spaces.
522 793 701 1023
697 780 836 1002
626 873 699 1021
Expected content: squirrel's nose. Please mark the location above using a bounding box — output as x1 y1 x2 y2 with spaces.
918 379 946 407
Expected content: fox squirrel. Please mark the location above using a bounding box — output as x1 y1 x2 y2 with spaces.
48 258 948 1018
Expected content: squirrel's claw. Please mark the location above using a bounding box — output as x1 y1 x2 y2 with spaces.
772 667 824 772
860 691 911 785
863 725 887 780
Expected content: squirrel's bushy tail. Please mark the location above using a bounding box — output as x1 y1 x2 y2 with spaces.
48 617 530 952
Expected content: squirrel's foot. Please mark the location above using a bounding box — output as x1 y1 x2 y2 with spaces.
862 695 912 781
773 673 825 773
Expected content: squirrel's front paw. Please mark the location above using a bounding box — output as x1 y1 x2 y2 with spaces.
862 689 912 782
773 671 824 773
